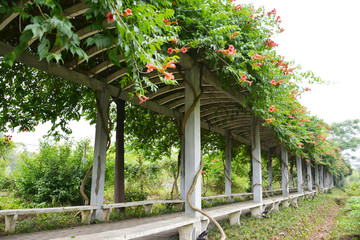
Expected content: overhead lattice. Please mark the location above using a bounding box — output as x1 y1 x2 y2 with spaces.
0 0 278 150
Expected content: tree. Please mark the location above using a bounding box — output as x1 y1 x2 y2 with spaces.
331 119 360 165
331 119 360 152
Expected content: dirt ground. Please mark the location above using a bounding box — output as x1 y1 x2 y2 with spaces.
308 204 339 240
272 199 342 240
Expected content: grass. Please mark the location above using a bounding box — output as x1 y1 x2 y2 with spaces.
330 182 360 239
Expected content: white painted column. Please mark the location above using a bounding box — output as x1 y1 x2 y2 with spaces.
180 135 185 200
280 145 289 197
90 89 110 221
324 169 329 188
184 64 202 218
296 156 303 194
314 163 319 190
307 160 313 190
320 165 324 189
267 149 273 191
251 116 262 203
225 131 232 195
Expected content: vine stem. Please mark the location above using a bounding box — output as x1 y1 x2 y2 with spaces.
180 66 226 239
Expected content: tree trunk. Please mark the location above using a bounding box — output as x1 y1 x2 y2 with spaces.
290 157 294 188
170 150 181 199
139 155 144 193
114 99 125 212
248 145 253 189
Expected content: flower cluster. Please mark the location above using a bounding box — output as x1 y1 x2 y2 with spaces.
146 60 177 83
240 74 253 86
268 105 279 112
270 79 284 86
265 39 278 48
267 9 277 15
253 53 269 61
235 4 242 11
274 57 295 75
136 93 149 104
217 45 237 56
164 18 178 26
106 8 132 22
228 32 239 39
266 118 274 123
168 47 187 54
3 135 12 142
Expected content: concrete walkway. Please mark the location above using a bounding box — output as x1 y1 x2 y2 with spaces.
0 192 311 240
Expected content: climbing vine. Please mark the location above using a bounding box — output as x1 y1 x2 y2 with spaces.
0 0 350 175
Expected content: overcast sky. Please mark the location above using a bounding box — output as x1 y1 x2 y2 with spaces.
242 0 360 124
9 0 360 152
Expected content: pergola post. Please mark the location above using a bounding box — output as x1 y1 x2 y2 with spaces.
307 160 313 191
267 148 273 192
314 163 319 191
225 131 232 195
296 156 303 194
320 165 324 189
280 145 289 197
325 169 329 188
184 64 202 221
90 88 110 221
251 116 262 204
180 134 185 200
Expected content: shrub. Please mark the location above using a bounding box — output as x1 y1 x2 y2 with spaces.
13 140 92 205
345 182 360 197
337 196 360 235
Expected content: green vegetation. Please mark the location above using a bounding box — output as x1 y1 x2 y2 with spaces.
331 181 360 238
13 140 93 206
208 189 345 240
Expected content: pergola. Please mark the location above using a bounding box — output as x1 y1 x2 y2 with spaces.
0 0 334 237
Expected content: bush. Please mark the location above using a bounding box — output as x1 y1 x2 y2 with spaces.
345 182 360 196
125 190 148 202
13 140 92 205
337 196 360 235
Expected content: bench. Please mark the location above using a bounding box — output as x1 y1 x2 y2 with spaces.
102 200 185 221
0 205 98 233
51 216 202 240
202 193 253 204
202 200 264 226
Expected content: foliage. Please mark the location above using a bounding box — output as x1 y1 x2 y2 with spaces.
347 169 360 184
0 133 16 190
331 119 360 152
345 182 360 197
125 103 180 162
0 0 349 178
124 190 148 202
336 195 360 237
13 140 92 205
331 119 360 167
0 59 95 139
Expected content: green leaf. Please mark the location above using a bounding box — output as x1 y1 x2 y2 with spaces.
38 38 50 60
108 49 121 67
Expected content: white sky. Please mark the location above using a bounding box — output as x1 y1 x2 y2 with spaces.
241 0 360 123
8 0 360 152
